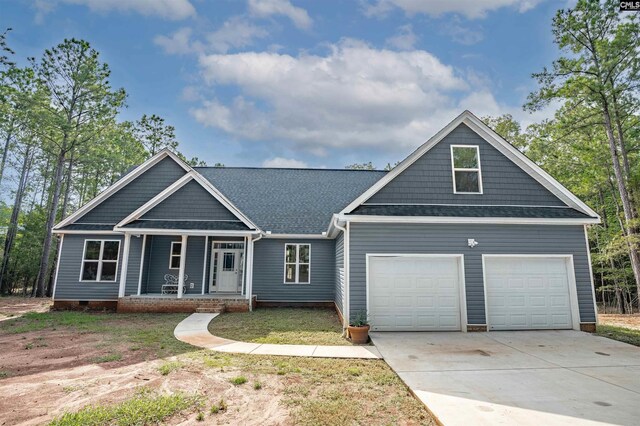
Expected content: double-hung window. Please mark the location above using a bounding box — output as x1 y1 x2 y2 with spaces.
451 145 482 194
284 244 310 284
81 240 120 282
169 242 182 269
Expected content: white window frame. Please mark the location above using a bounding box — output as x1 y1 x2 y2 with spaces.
283 243 311 284
450 144 483 194
79 239 121 282
169 241 182 270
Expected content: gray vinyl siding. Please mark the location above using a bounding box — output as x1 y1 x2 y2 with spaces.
124 236 144 296
140 236 151 294
253 238 335 302
54 234 124 300
142 180 238 221
78 157 187 224
349 223 595 324
368 123 565 206
335 233 344 314
143 235 206 294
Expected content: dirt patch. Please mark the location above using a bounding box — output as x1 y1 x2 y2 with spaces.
0 355 289 426
0 297 51 320
599 314 640 331
0 328 159 379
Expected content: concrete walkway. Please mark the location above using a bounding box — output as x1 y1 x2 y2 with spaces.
174 313 381 359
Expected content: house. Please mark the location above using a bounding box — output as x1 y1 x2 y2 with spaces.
52 111 600 332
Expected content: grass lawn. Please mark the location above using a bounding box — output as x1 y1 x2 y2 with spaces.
596 324 640 347
209 307 355 345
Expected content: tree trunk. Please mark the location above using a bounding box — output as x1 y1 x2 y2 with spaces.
610 89 635 208
601 103 640 308
0 145 33 294
35 146 66 297
0 123 13 188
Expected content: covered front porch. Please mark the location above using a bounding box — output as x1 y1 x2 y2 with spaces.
116 227 260 311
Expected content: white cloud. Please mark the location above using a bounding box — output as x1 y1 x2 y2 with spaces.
191 39 476 155
154 17 268 55
36 0 196 21
153 16 269 55
248 0 313 29
442 17 484 45
262 157 309 168
206 16 269 53
154 27 203 54
363 0 544 20
385 24 417 50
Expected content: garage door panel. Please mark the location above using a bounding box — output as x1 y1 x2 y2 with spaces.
485 257 573 331
369 256 462 331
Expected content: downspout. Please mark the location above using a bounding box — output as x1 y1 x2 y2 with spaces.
247 231 264 311
333 216 349 335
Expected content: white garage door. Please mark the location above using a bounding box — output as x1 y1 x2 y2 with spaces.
484 256 574 330
368 256 462 331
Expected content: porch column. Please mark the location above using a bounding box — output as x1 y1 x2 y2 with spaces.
118 233 131 298
136 235 147 296
245 235 254 311
177 234 188 299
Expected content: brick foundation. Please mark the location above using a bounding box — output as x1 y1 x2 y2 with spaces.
467 324 488 332
254 300 335 309
580 323 597 333
116 296 255 313
52 300 118 311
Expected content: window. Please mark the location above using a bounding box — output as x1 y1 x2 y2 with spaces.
284 244 310 284
81 240 120 282
451 145 482 194
169 242 182 269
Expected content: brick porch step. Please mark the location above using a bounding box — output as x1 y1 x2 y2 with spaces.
196 306 225 313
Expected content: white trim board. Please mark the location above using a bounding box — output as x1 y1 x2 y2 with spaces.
338 215 600 225
54 149 190 230
340 110 600 219
115 171 259 231
365 253 468 332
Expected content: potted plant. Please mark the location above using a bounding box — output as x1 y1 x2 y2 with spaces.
348 310 370 344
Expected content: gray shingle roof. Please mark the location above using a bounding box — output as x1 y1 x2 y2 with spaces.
195 167 387 234
350 204 592 219
59 224 115 231
122 220 250 231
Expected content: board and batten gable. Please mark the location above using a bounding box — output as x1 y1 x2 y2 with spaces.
77 156 187 224
348 223 596 325
367 123 566 206
54 234 124 300
141 180 239 221
252 238 335 302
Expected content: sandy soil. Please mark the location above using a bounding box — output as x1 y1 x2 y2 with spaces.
599 314 640 331
0 355 289 425
0 297 51 321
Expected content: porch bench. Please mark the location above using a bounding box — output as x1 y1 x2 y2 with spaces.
161 284 187 295
161 273 188 295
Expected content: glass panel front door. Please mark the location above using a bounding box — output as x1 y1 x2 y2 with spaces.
209 242 244 293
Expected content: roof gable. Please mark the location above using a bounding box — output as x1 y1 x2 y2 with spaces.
141 179 239 221
368 123 565 206
341 111 599 219
115 171 258 231
55 150 190 229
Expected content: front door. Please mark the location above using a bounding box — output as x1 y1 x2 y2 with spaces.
209 242 244 293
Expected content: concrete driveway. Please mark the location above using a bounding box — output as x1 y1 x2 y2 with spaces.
371 331 640 426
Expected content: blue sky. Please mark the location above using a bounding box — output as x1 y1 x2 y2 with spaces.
2 0 568 169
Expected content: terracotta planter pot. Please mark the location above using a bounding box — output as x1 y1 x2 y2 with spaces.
348 325 370 344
